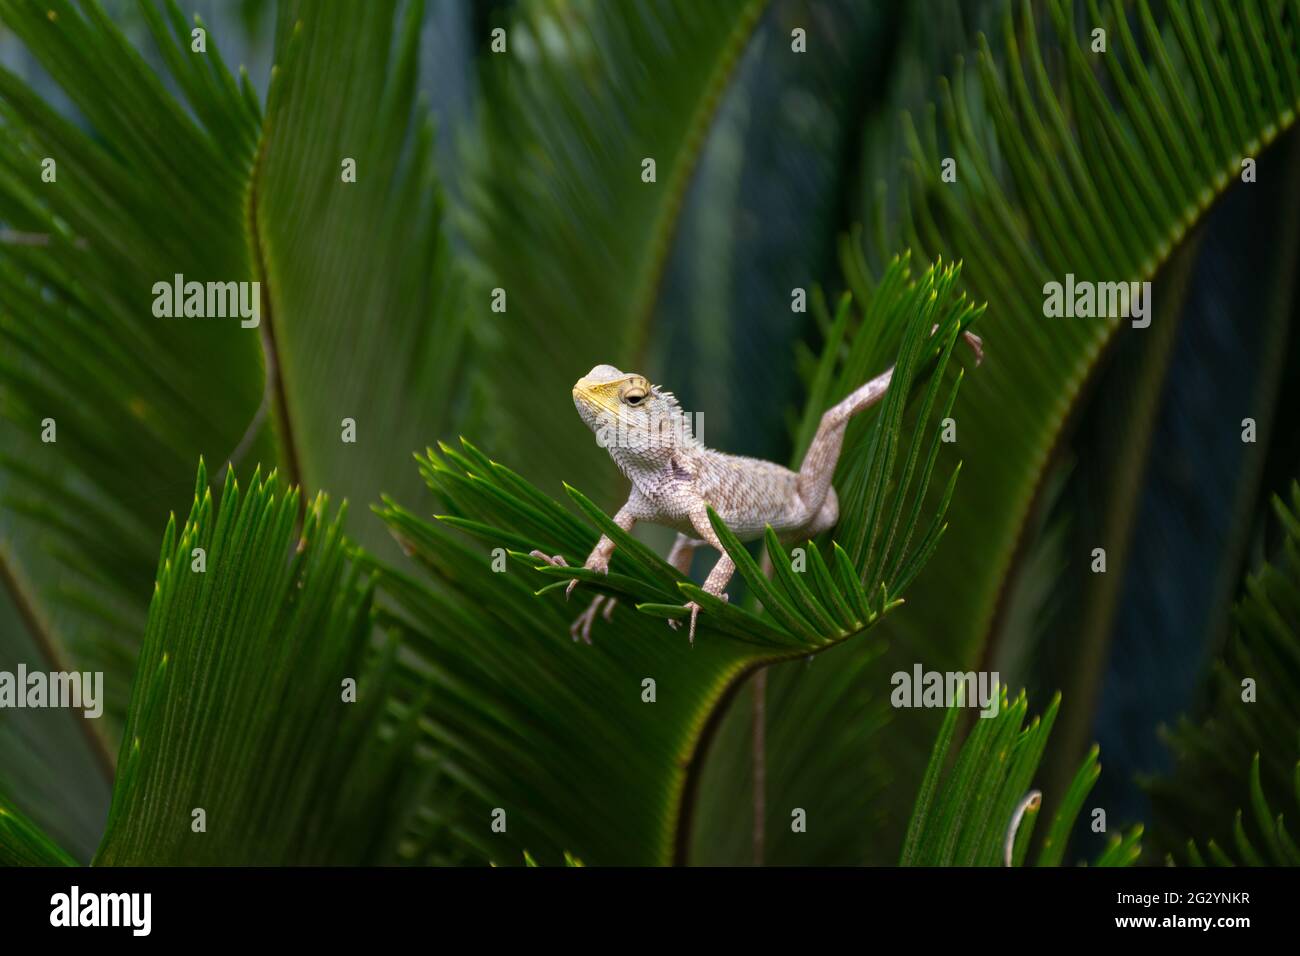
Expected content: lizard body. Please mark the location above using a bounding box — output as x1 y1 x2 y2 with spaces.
619 448 834 541
533 332 980 643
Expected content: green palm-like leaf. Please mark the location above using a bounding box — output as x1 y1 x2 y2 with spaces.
0 0 268 676
874 0 1300 672
901 689 1142 866
256 0 469 534
0 0 465 834
689 257 979 864
94 461 427 865
461 0 769 498
364 258 978 864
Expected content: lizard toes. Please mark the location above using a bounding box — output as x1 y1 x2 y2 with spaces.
684 601 702 645
529 549 568 568
570 595 603 644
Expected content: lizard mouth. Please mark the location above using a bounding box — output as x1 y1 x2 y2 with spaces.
572 379 613 414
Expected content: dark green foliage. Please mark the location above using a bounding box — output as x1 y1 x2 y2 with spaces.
1151 484 1300 865
734 0 1300 864
901 690 1141 866
0 799 76 866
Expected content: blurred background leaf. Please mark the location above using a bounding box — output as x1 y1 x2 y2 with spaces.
460 0 769 504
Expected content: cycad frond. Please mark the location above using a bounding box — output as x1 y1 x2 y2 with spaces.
0 0 464 712
365 257 977 864
738 0 1300 861
867 0 1300 668
95 461 427 865
902 689 1142 866
0 0 464 859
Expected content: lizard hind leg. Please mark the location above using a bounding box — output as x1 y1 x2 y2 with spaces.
666 533 702 575
571 595 611 644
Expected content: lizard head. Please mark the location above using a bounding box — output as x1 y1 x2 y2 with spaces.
573 364 697 470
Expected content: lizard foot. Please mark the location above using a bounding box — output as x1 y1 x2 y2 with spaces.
570 594 618 644
529 550 581 601
530 550 617 640
930 324 984 366
667 594 727 644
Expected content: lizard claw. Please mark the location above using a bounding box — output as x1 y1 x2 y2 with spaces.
668 594 727 644
530 550 581 602
532 550 617 640
570 595 616 644
564 559 609 600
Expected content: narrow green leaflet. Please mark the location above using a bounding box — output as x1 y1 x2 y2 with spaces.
0 797 76 866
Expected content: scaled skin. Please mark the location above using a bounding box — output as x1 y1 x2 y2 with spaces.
533 334 981 643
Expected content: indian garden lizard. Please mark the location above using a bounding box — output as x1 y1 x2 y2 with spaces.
531 330 982 643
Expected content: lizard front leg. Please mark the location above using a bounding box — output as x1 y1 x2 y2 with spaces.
530 502 636 643
671 503 735 644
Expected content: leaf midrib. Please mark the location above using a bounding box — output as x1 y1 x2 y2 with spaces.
623 0 769 364
0 548 116 782
976 121 1300 665
243 107 304 522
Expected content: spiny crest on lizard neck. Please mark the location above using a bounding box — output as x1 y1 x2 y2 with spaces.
572 364 701 473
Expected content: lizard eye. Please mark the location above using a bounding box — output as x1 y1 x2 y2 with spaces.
623 387 647 406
